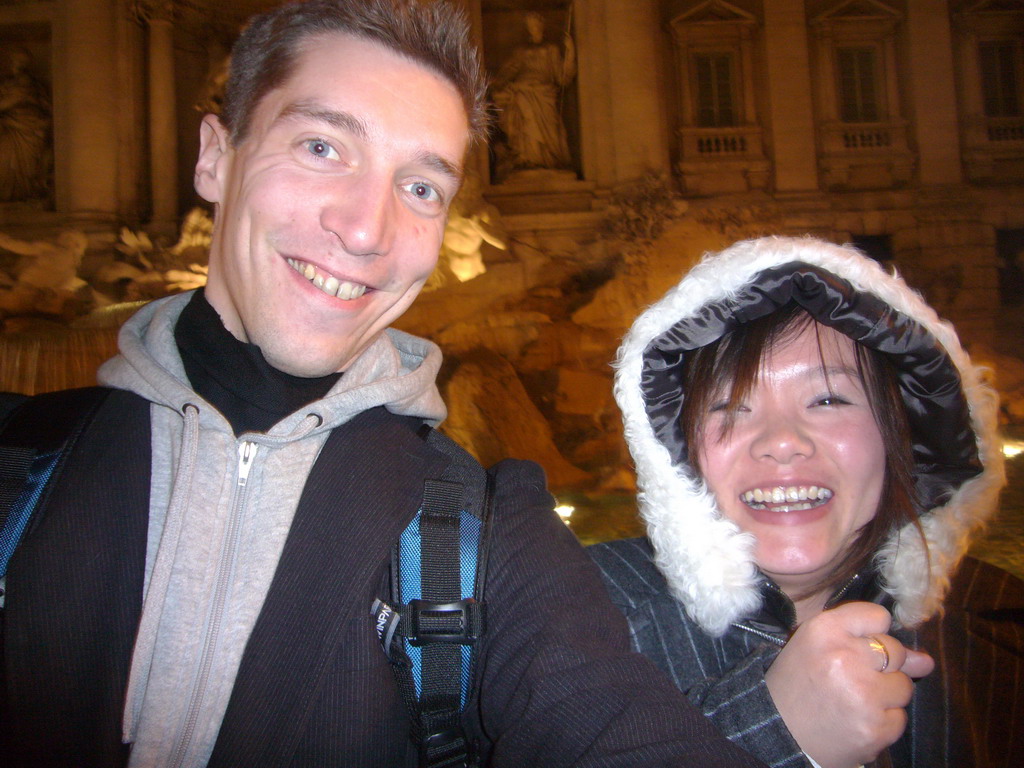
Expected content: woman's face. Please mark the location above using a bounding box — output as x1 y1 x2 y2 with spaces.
697 322 886 602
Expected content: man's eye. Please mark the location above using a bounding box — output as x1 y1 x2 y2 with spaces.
404 181 442 204
304 139 339 160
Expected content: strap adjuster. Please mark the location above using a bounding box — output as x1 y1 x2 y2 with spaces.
407 599 484 646
421 726 472 768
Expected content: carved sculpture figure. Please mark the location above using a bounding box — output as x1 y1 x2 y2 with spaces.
491 12 575 179
0 48 52 203
432 171 507 288
0 229 88 317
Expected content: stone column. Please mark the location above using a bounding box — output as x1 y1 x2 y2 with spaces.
62 0 120 221
814 28 838 122
762 0 818 192
957 25 985 120
740 27 757 126
146 1 178 231
905 0 962 185
600 0 672 183
574 0 615 187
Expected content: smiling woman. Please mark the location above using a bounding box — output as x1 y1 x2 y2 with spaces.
590 235 1024 768
688 316 889 622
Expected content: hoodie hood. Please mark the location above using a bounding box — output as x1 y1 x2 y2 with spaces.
615 236 1004 636
99 290 448 433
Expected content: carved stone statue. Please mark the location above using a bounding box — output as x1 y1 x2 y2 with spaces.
0 229 88 318
491 11 576 180
0 48 52 203
425 171 507 291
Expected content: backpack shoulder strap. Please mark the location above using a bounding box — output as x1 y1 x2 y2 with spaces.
0 387 113 594
371 426 492 768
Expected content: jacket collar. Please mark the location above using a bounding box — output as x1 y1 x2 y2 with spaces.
742 569 893 637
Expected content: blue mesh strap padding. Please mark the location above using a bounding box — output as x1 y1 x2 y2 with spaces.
0 387 113 600
397 507 482 706
0 446 60 577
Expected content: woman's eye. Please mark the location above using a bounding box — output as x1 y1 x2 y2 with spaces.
813 394 851 407
303 139 340 161
404 181 442 204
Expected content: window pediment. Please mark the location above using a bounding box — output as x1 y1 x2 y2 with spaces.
813 0 901 27
959 0 1024 35
964 0 1024 16
671 0 756 29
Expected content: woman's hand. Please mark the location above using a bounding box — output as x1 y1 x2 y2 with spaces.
764 601 935 768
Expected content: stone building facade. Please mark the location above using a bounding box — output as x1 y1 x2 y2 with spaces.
1 0 1022 485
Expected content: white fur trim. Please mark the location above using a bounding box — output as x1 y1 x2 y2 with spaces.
615 236 1005 635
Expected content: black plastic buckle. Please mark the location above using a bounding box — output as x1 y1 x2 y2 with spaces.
408 598 482 646
421 727 470 768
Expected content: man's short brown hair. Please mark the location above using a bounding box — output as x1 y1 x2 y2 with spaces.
221 0 488 147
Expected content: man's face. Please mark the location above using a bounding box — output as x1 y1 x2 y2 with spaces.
195 32 470 376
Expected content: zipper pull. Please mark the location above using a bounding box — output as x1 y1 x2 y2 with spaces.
237 441 258 487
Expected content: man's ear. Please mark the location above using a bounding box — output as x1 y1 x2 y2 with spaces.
194 114 232 203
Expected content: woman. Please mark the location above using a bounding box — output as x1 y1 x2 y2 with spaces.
590 236 1023 768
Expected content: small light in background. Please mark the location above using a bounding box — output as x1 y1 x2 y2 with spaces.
1004 439 1024 459
555 504 575 525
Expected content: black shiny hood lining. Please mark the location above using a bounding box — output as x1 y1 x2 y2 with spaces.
640 262 983 513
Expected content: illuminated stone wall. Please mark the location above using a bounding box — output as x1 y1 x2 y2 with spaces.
0 0 1021 490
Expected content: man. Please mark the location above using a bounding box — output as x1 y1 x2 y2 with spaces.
1 2 766 766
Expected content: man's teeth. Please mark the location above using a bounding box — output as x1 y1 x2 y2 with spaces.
741 485 834 511
287 258 367 300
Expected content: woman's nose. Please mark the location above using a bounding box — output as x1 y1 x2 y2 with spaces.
750 415 814 464
320 176 396 258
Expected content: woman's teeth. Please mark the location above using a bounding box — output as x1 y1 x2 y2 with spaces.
287 258 367 300
741 485 833 511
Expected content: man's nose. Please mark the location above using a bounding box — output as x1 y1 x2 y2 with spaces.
750 415 814 464
320 175 396 258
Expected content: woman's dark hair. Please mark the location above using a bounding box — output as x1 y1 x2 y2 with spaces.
681 303 923 602
221 0 489 146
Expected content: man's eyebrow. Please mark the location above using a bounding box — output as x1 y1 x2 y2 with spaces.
412 151 463 187
275 100 464 185
276 101 370 141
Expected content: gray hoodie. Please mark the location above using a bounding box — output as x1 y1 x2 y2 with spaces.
97 291 446 768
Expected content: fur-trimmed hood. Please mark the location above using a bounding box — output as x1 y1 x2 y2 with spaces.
615 236 1005 636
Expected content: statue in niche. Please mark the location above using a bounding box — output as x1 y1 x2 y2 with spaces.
0 47 52 203
491 11 576 181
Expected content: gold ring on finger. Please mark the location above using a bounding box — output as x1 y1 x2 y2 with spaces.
867 635 890 673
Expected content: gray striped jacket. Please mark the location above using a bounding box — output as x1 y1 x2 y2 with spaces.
590 537 1024 768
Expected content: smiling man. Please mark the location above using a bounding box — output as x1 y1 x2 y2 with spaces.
1 2 767 767
197 32 469 378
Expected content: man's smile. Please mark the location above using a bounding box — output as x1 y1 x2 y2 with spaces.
286 257 368 300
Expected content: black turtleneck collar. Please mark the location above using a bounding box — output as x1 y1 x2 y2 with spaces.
174 289 341 435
